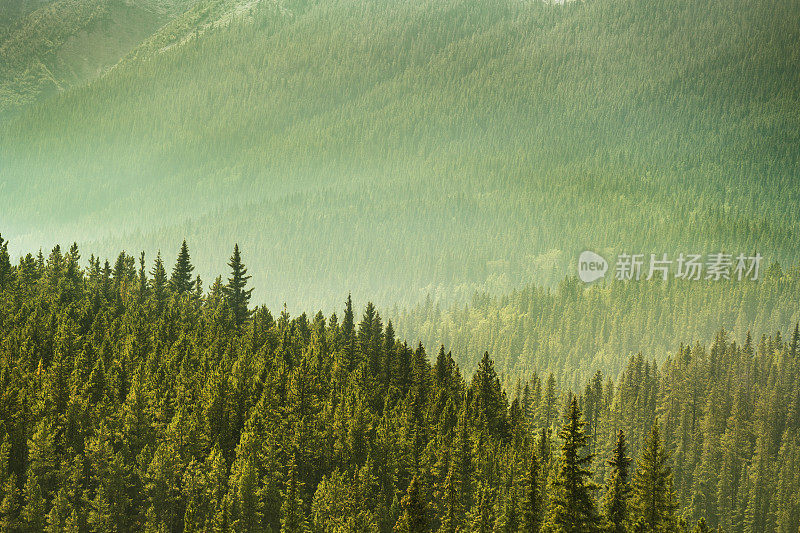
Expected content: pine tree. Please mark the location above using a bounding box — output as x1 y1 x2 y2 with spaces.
543 397 600 533
496 469 519 533
520 449 543 533
281 453 307 533
45 488 73 533
145 442 183 532
394 474 427 533
223 244 253 327
472 352 508 440
170 239 195 294
227 449 264 533
0 474 21 533
468 481 493 533
342 294 356 370
21 470 46 532
137 251 149 301
437 467 461 533
452 406 474 522
603 431 632 533
0 234 11 289
631 423 677 532
540 374 558 431
150 251 168 309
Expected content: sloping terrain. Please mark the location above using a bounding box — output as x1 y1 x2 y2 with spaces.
1 0 798 310
0 0 210 113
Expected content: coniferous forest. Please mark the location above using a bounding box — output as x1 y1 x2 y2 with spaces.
2 0 799 531
1 237 799 532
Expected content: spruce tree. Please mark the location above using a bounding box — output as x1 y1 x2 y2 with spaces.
0 474 21 533
281 453 307 533
21 470 46 532
342 294 356 370
137 251 148 300
437 467 461 533
468 481 493 533
452 406 474 520
603 431 632 533
520 449 543 533
543 397 600 533
631 423 677 532
45 489 73 533
0 234 11 289
150 252 168 309
170 239 195 294
471 351 508 440
223 244 253 327
496 470 519 533
394 474 427 533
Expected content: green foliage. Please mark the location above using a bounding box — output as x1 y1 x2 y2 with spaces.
170 239 196 294
0 240 797 532
394 474 427 533
630 423 677 532
223 243 252 327
520 448 543 533
397 270 800 387
603 431 632 533
0 0 169 113
2 0 799 310
543 397 600 533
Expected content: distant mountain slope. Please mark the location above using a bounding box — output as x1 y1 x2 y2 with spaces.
1 0 798 310
0 0 52 38
0 0 212 113
0 0 163 112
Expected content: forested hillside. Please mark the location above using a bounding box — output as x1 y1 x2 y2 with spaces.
395 265 800 387
0 0 181 113
2 0 799 309
0 238 799 532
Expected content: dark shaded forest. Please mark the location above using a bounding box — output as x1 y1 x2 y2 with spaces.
1 237 798 532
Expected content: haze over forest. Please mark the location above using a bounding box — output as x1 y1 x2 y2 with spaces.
2 0 798 313
2 0 800 531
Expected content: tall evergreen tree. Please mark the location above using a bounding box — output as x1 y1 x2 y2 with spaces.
281 453 307 533
394 475 427 533
520 449 543 533
223 244 253 327
603 431 632 533
170 239 195 294
437 467 461 533
543 397 600 533
0 234 11 289
630 423 677 532
150 252 168 310
342 294 356 370
496 469 520 533
1 474 22 533
21 470 46 533
465 481 492 533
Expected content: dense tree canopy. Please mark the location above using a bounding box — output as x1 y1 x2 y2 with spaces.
0 240 797 531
